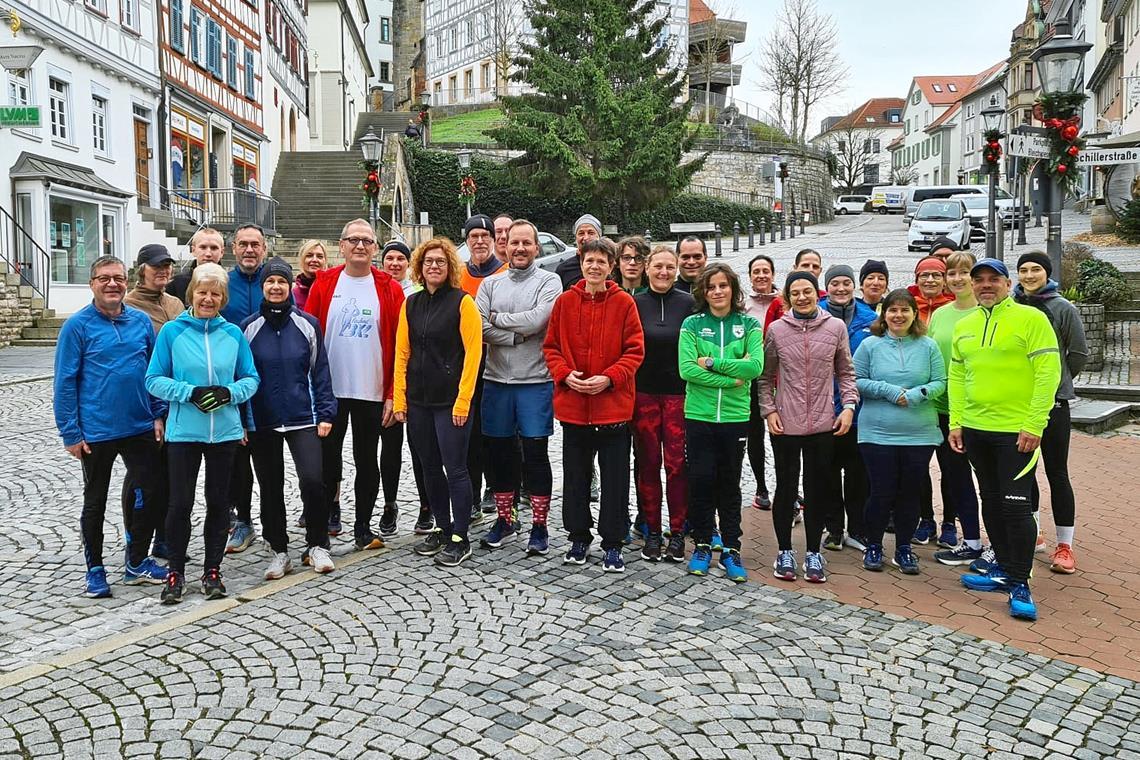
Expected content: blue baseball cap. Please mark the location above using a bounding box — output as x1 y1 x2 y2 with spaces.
970 258 1009 278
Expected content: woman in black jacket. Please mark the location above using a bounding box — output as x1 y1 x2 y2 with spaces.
240 258 338 578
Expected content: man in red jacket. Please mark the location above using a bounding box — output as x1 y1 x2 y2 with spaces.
305 219 405 550
543 239 645 572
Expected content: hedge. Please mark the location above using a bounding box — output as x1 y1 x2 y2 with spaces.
404 140 773 241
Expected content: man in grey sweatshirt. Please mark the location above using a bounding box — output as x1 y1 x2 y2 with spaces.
475 219 563 556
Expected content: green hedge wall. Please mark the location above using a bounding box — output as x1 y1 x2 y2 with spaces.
405 140 773 241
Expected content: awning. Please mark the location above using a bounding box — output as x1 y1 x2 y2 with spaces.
1089 130 1140 148
9 151 133 198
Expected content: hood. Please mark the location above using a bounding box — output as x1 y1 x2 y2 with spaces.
1014 280 1059 303
777 307 832 330
570 279 620 301
175 307 227 332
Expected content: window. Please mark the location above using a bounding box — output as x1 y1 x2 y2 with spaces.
905 119 910 134
49 77 69 142
864 164 879 184
206 20 223 78
380 16 390 42
232 140 259 191
932 134 941 155
932 84 943 93
190 7 203 65
226 36 238 88
448 74 457 102
170 0 185 52
911 91 921 105
121 0 138 30
464 69 473 99
481 62 491 90
91 95 107 154
50 195 116 284
947 84 957 92
872 138 880 153
379 62 390 82
85 0 107 16
862 138 871 154
888 111 900 123
1023 63 1033 91
450 26 458 51
1023 108 1033 126
837 140 846 153
922 140 929 160
7 69 31 106
170 108 206 197
244 47 256 98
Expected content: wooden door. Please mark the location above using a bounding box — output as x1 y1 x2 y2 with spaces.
134 119 150 204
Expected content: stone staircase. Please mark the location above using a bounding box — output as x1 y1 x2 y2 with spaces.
0 261 57 348
353 111 421 144
1107 271 1140 322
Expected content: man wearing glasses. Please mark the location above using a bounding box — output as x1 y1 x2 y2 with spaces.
305 219 405 550
54 256 169 598
221 223 269 554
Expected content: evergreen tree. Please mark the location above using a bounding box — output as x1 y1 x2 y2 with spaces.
488 0 705 221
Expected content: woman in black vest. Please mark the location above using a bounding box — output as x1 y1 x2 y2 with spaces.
393 238 484 566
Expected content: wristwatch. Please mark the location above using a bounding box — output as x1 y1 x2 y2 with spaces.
703 357 715 370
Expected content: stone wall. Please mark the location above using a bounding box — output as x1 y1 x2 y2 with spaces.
0 263 38 349
1077 302 1105 373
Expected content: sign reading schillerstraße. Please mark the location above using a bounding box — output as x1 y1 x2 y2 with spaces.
1076 147 1140 166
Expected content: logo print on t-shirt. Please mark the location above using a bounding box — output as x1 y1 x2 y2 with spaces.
337 298 375 339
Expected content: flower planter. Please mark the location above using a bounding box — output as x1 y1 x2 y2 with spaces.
1075 302 1104 372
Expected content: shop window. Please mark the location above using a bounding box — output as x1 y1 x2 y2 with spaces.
170 110 206 201
92 95 108 154
49 77 70 142
232 141 259 192
49 195 110 285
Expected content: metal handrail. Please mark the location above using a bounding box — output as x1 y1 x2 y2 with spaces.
687 184 774 208
138 173 279 234
0 202 50 302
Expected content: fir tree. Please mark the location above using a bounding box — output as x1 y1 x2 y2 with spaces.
488 0 705 221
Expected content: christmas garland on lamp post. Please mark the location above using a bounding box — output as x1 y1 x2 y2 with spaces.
458 175 477 208
982 128 1003 174
359 160 381 212
1033 92 1088 195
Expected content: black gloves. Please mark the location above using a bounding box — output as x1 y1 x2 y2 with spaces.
189 385 232 413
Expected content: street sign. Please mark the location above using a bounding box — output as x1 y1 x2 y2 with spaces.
1076 147 1140 166
0 45 43 71
1007 133 1050 159
0 105 41 128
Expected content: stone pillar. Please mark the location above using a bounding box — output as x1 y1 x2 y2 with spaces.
1076 303 1105 373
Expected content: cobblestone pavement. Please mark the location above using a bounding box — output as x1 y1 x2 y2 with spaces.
1078 321 1140 387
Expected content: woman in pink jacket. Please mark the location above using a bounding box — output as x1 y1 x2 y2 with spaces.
758 271 858 584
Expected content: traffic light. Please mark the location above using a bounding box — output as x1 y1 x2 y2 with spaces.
779 162 789 179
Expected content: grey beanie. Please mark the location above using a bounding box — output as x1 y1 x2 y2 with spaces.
824 264 856 287
573 213 602 237
260 256 294 285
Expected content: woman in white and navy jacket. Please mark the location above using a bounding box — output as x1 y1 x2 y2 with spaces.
241 258 338 578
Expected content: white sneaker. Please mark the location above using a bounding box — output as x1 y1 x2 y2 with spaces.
307 546 335 574
264 552 293 580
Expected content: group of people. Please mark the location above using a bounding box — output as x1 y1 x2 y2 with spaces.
55 212 1083 622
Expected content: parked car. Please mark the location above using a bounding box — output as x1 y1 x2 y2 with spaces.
902 185 985 224
951 194 990 241
833 195 869 215
870 185 907 215
457 231 577 273
906 199 971 251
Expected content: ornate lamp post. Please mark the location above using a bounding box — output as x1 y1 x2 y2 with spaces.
980 96 1005 259
358 127 383 232
457 148 474 220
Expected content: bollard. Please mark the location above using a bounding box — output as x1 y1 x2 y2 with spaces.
789 201 797 239
778 213 784 241
800 213 806 235
714 224 722 256
645 228 652 243
748 219 755 248
732 221 740 252
758 218 765 246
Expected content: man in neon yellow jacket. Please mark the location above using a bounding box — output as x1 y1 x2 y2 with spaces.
947 258 1060 622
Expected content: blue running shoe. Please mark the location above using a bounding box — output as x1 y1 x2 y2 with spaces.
123 557 169 585
803 552 827 583
773 549 797 580
960 566 1011 592
602 548 625 573
719 549 747 583
710 531 723 552
688 544 713 576
563 540 590 564
937 523 958 549
863 544 884 571
935 544 983 566
969 545 997 573
912 519 937 545
893 546 920 575
634 519 650 541
526 525 549 556
225 520 255 554
1008 582 1038 621
480 517 518 549
85 566 112 598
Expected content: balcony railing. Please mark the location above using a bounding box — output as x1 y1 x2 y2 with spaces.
145 175 278 235
0 203 50 302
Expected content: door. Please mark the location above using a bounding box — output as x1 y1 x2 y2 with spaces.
134 119 150 205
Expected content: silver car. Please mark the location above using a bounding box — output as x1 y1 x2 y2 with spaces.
457 231 577 272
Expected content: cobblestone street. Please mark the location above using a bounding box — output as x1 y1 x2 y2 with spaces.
2 215 1140 758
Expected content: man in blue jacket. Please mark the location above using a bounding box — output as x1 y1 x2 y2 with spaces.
220 223 266 553
54 255 169 598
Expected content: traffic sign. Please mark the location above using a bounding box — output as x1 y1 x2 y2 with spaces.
0 45 43 71
1007 133 1050 159
1076 147 1140 166
0 105 41 128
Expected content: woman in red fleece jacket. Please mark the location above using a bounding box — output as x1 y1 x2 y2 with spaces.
543 239 645 572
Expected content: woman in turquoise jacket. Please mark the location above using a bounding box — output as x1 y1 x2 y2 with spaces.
146 263 259 605
852 289 945 576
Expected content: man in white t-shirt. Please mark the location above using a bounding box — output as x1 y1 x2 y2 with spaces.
304 219 405 550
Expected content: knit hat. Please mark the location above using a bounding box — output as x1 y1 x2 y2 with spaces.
463 214 494 239
1016 251 1052 277
859 259 889 284
784 270 819 295
573 213 603 237
928 236 959 254
381 240 412 258
260 256 294 285
824 264 855 287
914 256 947 276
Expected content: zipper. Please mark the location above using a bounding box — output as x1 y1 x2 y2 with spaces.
801 319 811 428
203 318 215 442
715 319 724 422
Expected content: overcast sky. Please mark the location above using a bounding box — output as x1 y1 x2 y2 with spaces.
720 1 1030 138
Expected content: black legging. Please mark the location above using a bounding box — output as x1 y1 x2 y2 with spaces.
771 432 832 553
82 432 161 568
249 427 327 553
323 398 382 540
963 428 1038 584
166 441 238 576
485 435 551 497
747 381 769 496
407 404 473 540
1031 401 1075 529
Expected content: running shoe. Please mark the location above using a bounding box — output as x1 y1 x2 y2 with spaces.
123 557 168 585
327 504 343 537
378 503 399 537
480 488 496 515
719 549 747 583
633 517 650 542
480 518 518 549
225 521 255 554
85 566 112 598
863 544 884 571
803 552 827 583
710 531 723 552
641 533 662 562
413 530 446 556
150 537 170 560
937 523 958 549
1007 582 1038 621
160 571 183 605
960 565 1011 592
1035 533 1048 554
413 507 435 535
201 568 227 600
354 532 385 551
935 544 983 566
912 519 937 545
773 549 797 581
563 540 590 565
752 491 772 510
665 535 686 563
526 525 549 556
468 502 485 527
437 537 472 567
1050 543 1076 574
688 544 712 576
602 548 625 573
305 546 335 573
844 533 867 552
517 489 532 511
264 552 293 580
969 545 997 573
823 531 844 551
892 546 920 575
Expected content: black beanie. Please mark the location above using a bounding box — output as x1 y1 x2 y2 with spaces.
1016 251 1053 277
381 239 412 258
859 259 889 284
260 256 294 285
463 214 494 239
929 236 959 254
784 270 819 296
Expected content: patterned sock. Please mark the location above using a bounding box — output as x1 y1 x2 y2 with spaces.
530 495 551 526
494 492 515 525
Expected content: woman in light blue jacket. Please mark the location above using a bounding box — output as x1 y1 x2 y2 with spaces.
146 263 259 605
852 288 945 576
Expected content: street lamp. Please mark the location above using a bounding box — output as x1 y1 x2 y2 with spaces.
457 148 473 220
980 96 1005 259
1031 16 1092 283
358 127 383 232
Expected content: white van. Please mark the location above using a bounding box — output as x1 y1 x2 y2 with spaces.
833 195 869 214
869 186 907 215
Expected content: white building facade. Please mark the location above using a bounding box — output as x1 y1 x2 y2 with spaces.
364 0 394 109
893 76 974 187
307 0 371 148
958 70 1007 186
261 0 311 194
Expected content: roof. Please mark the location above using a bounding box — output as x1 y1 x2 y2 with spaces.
9 152 133 198
912 76 977 106
826 97 906 132
922 61 1005 132
689 0 715 24
887 134 905 150
924 102 961 132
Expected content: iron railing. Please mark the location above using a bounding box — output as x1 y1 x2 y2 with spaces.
687 184 774 209
142 174 279 234
0 203 50 302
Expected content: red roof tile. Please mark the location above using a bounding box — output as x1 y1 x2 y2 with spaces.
827 97 906 132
